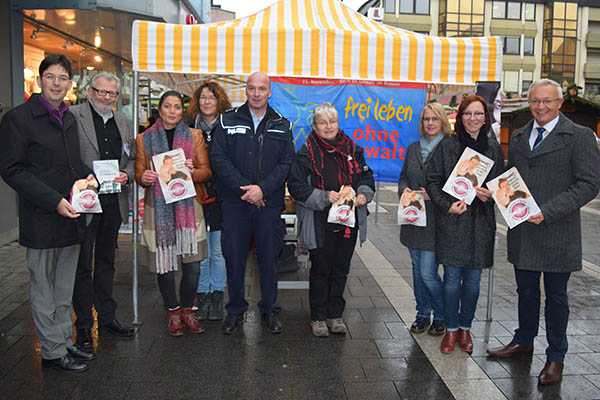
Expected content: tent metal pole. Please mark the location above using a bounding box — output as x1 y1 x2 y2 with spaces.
132 70 141 326
374 178 380 224
486 268 494 321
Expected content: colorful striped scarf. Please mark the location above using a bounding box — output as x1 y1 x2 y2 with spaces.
142 119 197 274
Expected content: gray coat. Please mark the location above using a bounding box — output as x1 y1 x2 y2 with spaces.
398 141 437 251
426 134 505 269
507 113 600 272
71 102 134 224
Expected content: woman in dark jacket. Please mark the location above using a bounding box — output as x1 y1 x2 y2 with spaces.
288 102 375 338
399 102 452 336
188 82 232 321
426 94 505 354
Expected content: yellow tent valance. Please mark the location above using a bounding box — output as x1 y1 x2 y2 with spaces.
132 0 501 85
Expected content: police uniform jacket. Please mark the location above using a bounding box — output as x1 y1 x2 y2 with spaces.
210 102 295 208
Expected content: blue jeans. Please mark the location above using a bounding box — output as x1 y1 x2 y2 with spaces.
409 248 444 321
443 266 482 331
197 230 227 293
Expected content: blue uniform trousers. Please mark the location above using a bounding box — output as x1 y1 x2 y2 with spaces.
221 201 282 316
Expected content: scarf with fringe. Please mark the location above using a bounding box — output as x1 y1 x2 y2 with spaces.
142 119 197 273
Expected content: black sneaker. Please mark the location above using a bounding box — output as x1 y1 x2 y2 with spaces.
410 316 431 333
428 320 446 336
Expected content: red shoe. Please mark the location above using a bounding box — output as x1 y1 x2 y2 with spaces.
180 307 205 334
458 329 473 353
441 331 458 353
167 307 183 336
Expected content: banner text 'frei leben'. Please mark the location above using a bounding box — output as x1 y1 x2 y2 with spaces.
270 77 427 183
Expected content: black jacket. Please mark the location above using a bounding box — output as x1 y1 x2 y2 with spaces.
210 102 295 208
0 94 92 248
426 134 505 269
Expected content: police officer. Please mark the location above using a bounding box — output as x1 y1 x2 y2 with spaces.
211 72 295 334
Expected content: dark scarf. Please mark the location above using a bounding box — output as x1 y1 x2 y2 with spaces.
306 129 361 190
457 128 489 154
194 114 218 143
306 129 361 238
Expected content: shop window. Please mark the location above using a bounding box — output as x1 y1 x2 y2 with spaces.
503 70 520 94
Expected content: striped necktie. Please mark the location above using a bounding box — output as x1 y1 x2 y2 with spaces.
532 127 545 150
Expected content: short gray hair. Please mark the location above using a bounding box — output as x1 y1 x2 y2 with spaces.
90 71 120 90
312 102 338 126
527 79 562 100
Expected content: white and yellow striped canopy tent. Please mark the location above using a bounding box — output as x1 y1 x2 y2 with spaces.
132 0 502 85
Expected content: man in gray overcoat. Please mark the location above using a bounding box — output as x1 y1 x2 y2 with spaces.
487 79 600 385
71 72 135 353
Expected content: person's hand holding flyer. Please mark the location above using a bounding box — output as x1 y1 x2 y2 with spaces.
398 189 426 226
327 185 356 227
93 159 121 194
442 147 495 205
486 167 541 229
152 148 196 204
70 175 102 213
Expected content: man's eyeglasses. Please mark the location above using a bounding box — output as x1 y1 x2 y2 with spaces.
43 74 70 83
529 98 560 106
91 87 119 98
422 117 440 122
462 111 485 119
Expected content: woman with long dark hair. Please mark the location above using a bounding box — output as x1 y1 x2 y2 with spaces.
135 90 211 336
426 94 505 354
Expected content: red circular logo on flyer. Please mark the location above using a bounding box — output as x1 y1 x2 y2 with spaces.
337 207 350 223
509 199 529 220
402 207 419 223
168 179 187 198
451 177 471 197
79 190 97 210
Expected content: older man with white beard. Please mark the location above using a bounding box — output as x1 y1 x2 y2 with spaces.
70 72 135 354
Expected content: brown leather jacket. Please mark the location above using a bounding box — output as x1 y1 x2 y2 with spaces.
134 127 211 202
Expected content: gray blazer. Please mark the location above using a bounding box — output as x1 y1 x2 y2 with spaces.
71 102 134 224
398 141 436 252
507 113 600 272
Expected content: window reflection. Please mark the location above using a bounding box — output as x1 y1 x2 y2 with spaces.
439 0 484 37
542 2 577 85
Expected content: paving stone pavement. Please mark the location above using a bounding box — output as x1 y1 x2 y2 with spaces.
0 186 599 399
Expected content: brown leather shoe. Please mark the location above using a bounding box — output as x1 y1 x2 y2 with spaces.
441 331 458 354
487 341 533 358
458 329 473 353
538 361 563 385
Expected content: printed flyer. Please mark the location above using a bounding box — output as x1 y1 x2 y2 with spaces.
93 159 121 194
70 178 102 213
152 148 196 204
442 147 495 205
327 185 356 228
397 190 426 226
486 167 541 229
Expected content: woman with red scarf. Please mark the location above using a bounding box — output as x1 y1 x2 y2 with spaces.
288 102 375 337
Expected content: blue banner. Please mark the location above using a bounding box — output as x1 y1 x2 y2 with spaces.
270 77 427 183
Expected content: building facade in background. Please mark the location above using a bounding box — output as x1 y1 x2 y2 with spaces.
359 0 600 98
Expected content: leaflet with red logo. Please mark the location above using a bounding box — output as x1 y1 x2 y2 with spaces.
70 178 102 213
486 167 540 229
397 191 426 226
442 147 494 205
152 148 196 204
327 185 356 228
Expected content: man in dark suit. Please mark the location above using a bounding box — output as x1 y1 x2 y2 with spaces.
71 72 135 352
0 54 96 372
487 79 600 384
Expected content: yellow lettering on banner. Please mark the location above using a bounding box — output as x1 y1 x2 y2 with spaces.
344 96 412 122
